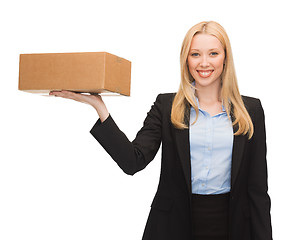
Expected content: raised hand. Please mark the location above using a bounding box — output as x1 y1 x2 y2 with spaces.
49 90 109 122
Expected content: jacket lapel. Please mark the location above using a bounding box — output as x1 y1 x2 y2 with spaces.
230 112 246 189
174 106 191 196
174 125 192 195
174 104 247 198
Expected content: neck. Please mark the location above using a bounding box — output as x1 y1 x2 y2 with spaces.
195 82 222 105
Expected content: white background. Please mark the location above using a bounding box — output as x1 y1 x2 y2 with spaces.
0 0 301 239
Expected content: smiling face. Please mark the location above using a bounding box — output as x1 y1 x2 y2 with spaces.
187 33 225 90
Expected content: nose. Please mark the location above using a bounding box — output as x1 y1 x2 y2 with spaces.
199 56 210 68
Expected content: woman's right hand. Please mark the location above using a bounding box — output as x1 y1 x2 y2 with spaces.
49 90 109 122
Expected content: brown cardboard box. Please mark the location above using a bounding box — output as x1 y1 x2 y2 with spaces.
18 52 131 96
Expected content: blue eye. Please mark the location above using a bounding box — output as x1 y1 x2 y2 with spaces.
191 53 199 57
210 52 218 56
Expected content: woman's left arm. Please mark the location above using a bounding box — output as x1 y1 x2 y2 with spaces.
248 99 273 240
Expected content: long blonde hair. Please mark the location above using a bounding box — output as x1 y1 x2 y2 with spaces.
171 21 254 139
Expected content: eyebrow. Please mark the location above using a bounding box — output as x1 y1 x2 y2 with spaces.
190 48 220 51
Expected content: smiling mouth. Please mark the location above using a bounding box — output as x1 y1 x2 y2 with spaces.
197 70 214 78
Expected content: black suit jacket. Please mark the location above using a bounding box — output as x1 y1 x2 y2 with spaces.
90 93 273 240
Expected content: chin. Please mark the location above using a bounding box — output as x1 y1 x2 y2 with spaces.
194 76 220 88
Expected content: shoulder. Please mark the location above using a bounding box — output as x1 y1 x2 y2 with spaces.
149 93 176 117
156 93 176 101
153 93 176 107
241 95 261 108
241 95 265 120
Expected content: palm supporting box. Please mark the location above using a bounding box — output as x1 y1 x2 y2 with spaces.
18 52 131 96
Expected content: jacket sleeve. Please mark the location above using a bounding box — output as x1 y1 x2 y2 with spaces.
90 94 163 175
248 99 273 240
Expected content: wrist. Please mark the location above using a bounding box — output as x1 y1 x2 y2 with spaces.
93 103 109 122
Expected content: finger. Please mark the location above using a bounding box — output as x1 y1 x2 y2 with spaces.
61 90 77 97
50 90 79 100
49 91 65 97
49 90 67 96
49 91 60 96
49 90 100 107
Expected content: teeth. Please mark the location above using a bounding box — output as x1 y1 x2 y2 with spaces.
199 70 212 76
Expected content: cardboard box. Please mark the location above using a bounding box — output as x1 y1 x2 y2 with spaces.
18 52 131 96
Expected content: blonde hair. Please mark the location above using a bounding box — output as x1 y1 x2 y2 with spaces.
171 21 254 139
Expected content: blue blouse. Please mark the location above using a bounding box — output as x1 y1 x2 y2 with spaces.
189 97 234 195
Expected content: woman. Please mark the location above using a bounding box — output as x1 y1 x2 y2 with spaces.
50 21 273 240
